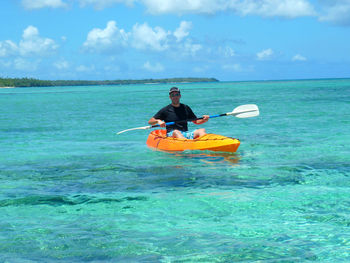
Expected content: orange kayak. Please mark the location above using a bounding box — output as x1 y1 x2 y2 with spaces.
146 130 240 152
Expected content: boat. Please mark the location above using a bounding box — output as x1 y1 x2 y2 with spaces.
146 129 240 152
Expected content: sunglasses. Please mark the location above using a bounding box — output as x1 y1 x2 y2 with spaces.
170 93 180 97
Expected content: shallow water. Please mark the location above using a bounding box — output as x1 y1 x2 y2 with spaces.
1 79 349 262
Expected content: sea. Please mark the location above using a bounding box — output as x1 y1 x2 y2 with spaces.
0 79 349 262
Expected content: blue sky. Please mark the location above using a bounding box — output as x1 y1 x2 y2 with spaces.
1 0 350 81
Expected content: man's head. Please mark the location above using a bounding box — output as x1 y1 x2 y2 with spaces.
169 87 181 106
169 87 180 95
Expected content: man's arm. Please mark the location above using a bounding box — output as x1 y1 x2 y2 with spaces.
185 105 208 125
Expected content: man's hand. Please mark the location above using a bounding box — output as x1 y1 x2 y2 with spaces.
193 115 209 125
202 115 209 122
157 120 166 127
149 117 166 127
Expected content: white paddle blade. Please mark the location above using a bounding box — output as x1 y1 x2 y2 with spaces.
117 125 151 135
229 104 259 118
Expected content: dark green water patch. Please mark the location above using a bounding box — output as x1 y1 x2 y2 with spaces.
0 194 148 207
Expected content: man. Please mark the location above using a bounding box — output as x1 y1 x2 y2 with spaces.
148 87 209 139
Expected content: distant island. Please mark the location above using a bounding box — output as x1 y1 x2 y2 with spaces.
0 77 218 88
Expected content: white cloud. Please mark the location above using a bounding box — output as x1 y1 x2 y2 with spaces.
292 54 307 61
83 21 129 53
22 0 68 9
23 26 39 39
143 61 164 72
257 48 274 60
0 26 58 73
74 0 316 18
83 21 188 54
131 23 170 51
318 1 350 26
233 0 316 18
141 0 316 18
54 60 70 69
140 0 218 15
21 0 350 27
24 0 316 19
174 21 192 42
65 0 317 19
131 21 200 54
0 40 18 57
19 26 59 56
1 26 59 58
83 20 198 55
79 0 135 10
182 40 202 56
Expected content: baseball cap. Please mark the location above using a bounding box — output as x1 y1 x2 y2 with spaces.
169 87 180 94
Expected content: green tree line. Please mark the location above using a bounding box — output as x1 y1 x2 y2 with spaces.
0 77 218 87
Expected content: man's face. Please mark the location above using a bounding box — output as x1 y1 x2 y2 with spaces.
170 92 181 104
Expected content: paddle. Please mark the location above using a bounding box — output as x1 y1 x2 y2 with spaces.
116 104 259 135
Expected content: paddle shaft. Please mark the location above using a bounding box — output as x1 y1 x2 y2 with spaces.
150 113 228 128
117 104 259 134
152 107 259 128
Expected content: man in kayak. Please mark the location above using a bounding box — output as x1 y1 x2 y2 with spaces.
148 87 209 139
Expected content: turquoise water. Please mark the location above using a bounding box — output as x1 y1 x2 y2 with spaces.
0 79 349 262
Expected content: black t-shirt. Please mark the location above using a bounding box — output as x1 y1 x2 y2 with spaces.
153 104 197 132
